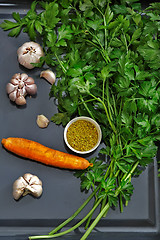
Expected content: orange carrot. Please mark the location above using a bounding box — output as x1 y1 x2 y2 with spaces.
1 137 93 170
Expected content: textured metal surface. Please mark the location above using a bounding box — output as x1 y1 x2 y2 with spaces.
0 1 160 239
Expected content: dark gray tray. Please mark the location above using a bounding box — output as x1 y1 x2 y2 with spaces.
0 1 160 240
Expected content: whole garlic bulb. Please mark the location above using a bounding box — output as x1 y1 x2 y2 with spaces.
17 42 44 69
6 73 37 105
13 173 43 200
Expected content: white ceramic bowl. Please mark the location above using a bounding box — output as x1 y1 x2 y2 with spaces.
64 116 102 154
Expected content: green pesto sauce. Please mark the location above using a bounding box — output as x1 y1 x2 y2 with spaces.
66 120 98 152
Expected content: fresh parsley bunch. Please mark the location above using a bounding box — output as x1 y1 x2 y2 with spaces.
1 0 160 239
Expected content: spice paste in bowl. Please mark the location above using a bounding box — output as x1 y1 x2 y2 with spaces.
64 116 102 154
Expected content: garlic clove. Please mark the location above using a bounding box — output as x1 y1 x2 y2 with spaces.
26 175 43 198
26 175 42 185
13 189 24 200
10 78 19 85
16 87 27 97
20 73 29 82
9 91 17 102
28 184 43 198
17 86 27 98
16 88 24 98
24 77 35 85
18 80 25 89
6 83 17 94
37 114 50 128
25 84 37 95
22 87 27 97
15 95 26 105
23 173 32 183
40 70 56 85
12 73 21 80
13 177 28 200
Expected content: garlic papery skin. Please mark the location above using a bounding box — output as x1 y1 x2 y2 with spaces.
6 73 37 106
23 174 43 198
6 83 17 94
37 114 50 128
9 90 17 102
13 173 43 200
17 42 44 69
15 95 26 105
40 70 56 85
25 84 37 95
13 177 28 200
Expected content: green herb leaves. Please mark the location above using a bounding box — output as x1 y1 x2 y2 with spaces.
41 2 60 28
51 112 70 126
0 19 22 37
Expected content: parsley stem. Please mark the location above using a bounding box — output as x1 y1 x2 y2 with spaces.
80 95 96 120
98 97 117 134
106 79 113 121
102 78 105 102
85 161 113 229
85 200 97 230
95 6 107 50
95 6 104 16
101 50 110 63
54 52 67 74
89 93 117 134
85 27 110 63
81 161 139 240
85 39 100 50
103 15 107 50
87 29 104 50
118 175 123 213
48 186 100 235
124 161 139 182
101 195 107 213
29 198 103 240
109 158 115 178
78 98 95 105
101 164 119 217
81 202 110 240
122 31 128 54
104 161 112 180
112 94 118 117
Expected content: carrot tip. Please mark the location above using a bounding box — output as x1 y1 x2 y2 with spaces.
1 138 6 146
